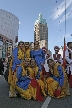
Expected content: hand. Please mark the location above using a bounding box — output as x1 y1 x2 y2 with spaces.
57 86 61 90
36 75 40 79
27 76 32 79
41 63 44 66
16 65 20 67
12 71 14 75
46 56 48 59
36 79 38 81
57 58 59 62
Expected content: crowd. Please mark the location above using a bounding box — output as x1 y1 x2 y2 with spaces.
3 41 72 101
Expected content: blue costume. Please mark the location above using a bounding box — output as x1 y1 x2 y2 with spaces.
46 63 69 98
30 49 45 79
12 47 22 71
50 65 64 86
16 66 31 90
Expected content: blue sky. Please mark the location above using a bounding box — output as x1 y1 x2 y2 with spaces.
0 0 72 53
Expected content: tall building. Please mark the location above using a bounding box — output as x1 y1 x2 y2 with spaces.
34 14 48 49
0 9 19 57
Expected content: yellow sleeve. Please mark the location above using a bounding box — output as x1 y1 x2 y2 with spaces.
40 71 43 78
22 66 26 76
26 49 31 59
27 67 31 75
35 67 38 77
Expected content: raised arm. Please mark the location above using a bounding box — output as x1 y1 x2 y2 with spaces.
13 48 22 65
41 50 45 63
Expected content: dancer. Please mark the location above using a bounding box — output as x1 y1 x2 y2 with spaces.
46 58 70 98
30 41 45 79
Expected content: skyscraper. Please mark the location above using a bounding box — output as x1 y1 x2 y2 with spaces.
34 14 48 49
0 9 19 58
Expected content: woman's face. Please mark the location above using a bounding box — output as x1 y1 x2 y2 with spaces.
30 59 36 67
24 59 29 67
25 42 29 49
34 41 39 49
48 60 54 67
19 42 24 49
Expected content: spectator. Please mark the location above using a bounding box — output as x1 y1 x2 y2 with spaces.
0 58 4 75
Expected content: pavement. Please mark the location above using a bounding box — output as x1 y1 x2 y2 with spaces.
0 75 72 108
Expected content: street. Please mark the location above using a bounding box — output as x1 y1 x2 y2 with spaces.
0 76 72 108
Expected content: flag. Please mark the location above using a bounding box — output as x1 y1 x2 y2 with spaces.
63 37 66 68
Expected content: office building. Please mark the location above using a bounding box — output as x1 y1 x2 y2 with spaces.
34 14 48 49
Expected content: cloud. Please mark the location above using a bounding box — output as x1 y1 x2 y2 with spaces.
52 0 72 19
59 11 72 23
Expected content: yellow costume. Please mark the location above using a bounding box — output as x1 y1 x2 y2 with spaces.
25 48 31 60
28 66 38 78
18 48 25 60
46 63 70 98
8 47 25 97
24 42 31 60
15 66 36 100
27 66 46 97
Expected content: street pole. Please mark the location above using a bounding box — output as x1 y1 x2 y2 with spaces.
65 0 66 37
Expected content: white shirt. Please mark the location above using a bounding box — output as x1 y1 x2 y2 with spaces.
53 54 63 64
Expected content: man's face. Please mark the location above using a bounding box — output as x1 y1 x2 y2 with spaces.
55 50 58 54
30 59 36 67
34 42 39 49
19 42 24 49
48 60 54 67
25 42 29 49
69 43 72 50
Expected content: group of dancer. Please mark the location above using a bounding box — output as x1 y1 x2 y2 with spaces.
8 40 72 101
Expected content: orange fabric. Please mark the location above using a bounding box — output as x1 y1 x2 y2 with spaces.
54 90 61 97
30 79 44 101
42 67 50 81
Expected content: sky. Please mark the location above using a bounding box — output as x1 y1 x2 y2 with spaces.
0 0 72 54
